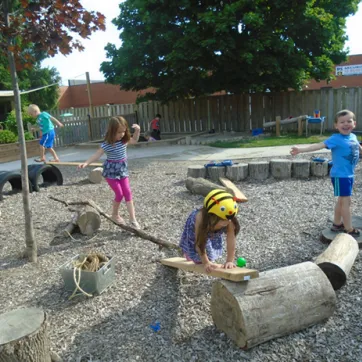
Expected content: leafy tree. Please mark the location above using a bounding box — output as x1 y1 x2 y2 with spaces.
0 0 105 262
101 0 360 102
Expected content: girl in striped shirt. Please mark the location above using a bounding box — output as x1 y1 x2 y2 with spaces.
79 116 141 229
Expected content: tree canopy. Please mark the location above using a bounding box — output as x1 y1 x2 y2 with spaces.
101 0 360 102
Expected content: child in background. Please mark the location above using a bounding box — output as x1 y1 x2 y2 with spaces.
149 113 161 140
179 189 240 273
28 104 64 162
290 109 361 236
78 116 141 229
144 131 157 142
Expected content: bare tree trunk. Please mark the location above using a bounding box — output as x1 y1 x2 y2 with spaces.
5 0 36 262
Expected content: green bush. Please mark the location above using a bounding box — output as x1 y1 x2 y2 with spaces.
24 131 34 141
0 130 17 144
4 108 36 135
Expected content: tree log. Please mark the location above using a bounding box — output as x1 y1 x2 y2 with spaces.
207 166 226 181
0 308 52 362
270 159 292 179
89 167 103 184
226 163 248 181
211 262 336 349
185 177 230 197
311 161 328 177
77 205 101 236
263 115 307 128
292 159 310 179
248 161 269 180
315 233 359 290
187 165 206 179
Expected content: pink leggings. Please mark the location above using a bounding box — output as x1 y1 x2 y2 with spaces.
106 177 133 203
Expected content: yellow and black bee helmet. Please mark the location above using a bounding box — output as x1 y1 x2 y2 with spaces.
204 189 238 220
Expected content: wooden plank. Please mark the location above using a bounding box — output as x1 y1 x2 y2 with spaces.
219 177 248 202
45 161 103 167
160 257 259 282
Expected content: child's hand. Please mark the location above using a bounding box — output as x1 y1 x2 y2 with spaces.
78 163 88 169
58 123 64 128
204 262 223 273
290 146 300 156
223 262 236 269
132 124 141 131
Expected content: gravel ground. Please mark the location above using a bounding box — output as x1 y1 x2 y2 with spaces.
0 156 362 362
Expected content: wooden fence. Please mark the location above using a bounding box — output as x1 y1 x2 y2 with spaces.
45 87 362 147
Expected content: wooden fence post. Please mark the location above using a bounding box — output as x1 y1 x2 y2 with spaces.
298 116 303 136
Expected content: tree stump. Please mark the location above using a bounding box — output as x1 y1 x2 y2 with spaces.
64 206 101 237
211 262 336 349
248 161 269 180
89 167 103 184
187 165 206 179
315 233 359 290
0 308 52 362
311 161 328 177
292 159 310 179
226 164 248 181
185 177 230 197
207 166 226 181
270 159 292 179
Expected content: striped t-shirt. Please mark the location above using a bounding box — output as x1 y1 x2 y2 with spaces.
101 140 127 161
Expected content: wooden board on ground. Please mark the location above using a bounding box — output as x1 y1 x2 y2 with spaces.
160 257 259 282
219 177 248 202
320 228 362 248
45 161 103 167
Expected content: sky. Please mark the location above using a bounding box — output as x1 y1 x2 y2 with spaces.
42 2 362 85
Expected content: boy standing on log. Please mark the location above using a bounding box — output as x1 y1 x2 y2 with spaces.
290 109 361 237
28 104 63 163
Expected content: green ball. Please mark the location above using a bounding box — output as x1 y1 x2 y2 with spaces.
236 257 246 267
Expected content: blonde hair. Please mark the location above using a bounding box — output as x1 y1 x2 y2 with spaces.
28 104 40 114
104 116 131 144
335 109 356 123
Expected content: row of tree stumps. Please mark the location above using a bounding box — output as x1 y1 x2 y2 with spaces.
210 233 359 349
188 158 329 182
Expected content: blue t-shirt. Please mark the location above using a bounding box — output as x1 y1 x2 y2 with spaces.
36 112 54 134
324 133 359 178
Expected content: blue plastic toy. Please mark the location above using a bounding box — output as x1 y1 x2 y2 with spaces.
204 160 233 168
150 322 161 332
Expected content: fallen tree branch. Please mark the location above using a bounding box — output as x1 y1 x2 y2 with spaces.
49 196 181 251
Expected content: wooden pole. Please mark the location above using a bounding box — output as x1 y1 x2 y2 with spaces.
298 116 303 136
275 116 281 137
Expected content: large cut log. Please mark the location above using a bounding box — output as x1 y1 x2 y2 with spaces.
315 233 359 290
270 159 292 179
64 206 101 237
187 165 206 179
185 177 231 197
207 166 226 181
0 308 53 362
292 159 310 178
226 163 248 181
311 161 328 177
219 177 248 202
89 167 103 184
211 262 336 349
248 161 269 180
263 115 308 128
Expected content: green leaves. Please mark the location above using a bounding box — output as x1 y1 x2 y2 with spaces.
101 0 360 102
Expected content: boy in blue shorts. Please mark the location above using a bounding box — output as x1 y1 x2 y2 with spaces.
291 109 362 237
28 104 63 163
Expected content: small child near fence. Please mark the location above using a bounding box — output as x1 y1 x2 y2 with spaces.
179 189 240 273
78 116 141 229
290 109 362 236
28 104 64 163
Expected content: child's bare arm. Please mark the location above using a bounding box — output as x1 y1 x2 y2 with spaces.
290 142 326 156
78 148 104 168
129 124 141 144
50 116 64 128
225 222 236 268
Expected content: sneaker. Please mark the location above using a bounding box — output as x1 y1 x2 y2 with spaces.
130 220 141 230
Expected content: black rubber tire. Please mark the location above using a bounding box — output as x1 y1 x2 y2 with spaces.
0 170 33 201
27 164 63 192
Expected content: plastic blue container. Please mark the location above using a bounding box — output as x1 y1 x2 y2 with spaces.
252 128 263 136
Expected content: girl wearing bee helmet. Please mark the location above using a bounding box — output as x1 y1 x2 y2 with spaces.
179 189 240 273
